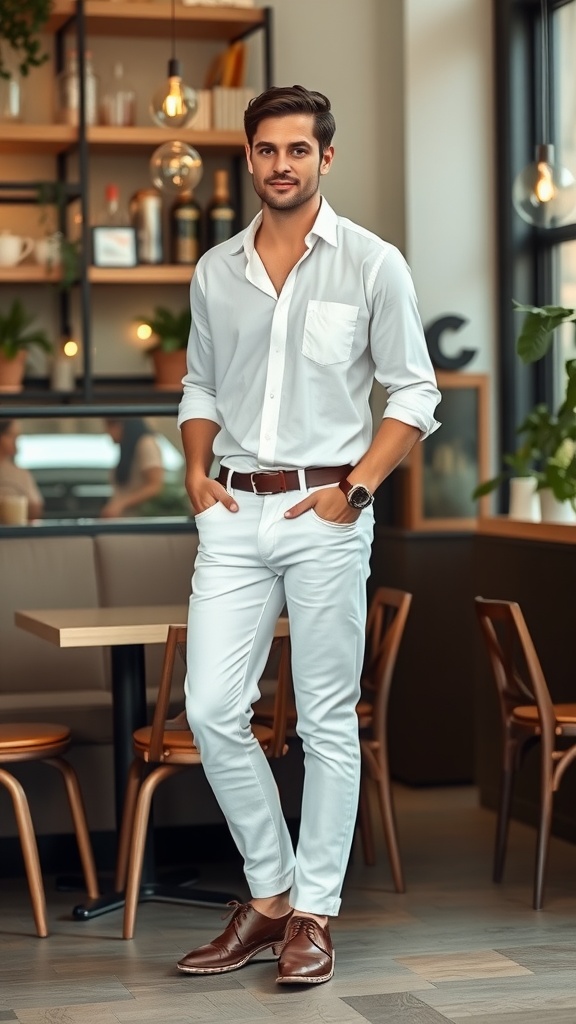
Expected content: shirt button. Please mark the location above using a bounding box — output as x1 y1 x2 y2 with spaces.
270 393 274 398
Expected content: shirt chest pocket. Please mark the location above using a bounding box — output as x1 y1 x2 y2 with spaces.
302 300 359 366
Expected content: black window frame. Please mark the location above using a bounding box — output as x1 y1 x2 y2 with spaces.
494 0 576 507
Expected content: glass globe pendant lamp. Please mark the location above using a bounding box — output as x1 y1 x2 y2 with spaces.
150 140 203 195
512 0 576 228
149 0 198 129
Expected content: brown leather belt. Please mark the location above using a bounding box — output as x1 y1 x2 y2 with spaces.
217 464 352 495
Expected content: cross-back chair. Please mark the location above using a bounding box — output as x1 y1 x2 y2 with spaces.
0 723 99 936
253 586 412 893
475 596 576 909
115 620 292 939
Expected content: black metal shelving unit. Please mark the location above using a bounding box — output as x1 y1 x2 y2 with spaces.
0 1 273 419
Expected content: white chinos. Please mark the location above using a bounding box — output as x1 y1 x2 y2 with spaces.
185 483 374 917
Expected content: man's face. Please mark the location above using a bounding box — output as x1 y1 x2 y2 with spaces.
245 113 333 212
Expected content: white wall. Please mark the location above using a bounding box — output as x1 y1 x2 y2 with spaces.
264 0 405 247
404 0 496 377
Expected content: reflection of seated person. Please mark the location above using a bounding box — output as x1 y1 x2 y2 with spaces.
423 439 477 518
101 418 164 518
0 420 44 521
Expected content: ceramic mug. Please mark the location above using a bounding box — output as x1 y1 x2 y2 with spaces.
0 494 28 525
0 231 34 267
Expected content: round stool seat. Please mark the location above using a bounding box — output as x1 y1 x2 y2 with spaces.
0 723 71 756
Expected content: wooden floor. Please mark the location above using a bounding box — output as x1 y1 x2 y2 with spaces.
2 786 576 1024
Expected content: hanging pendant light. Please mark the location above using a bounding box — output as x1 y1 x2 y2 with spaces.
512 0 576 228
149 0 198 129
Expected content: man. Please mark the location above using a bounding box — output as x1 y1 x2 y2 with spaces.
177 85 440 985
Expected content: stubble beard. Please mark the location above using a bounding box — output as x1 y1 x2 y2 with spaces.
253 173 320 212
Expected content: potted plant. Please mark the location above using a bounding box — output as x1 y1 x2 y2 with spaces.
0 298 52 392
136 306 191 391
0 0 52 79
474 303 576 522
0 0 53 121
37 181 82 291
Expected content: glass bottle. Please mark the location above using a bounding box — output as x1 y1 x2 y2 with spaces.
171 190 202 264
56 50 98 127
0 69 22 122
206 169 236 249
99 61 136 127
96 184 127 226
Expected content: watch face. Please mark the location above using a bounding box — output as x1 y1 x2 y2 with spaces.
348 485 373 509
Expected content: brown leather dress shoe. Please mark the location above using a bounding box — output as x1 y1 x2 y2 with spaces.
177 902 292 975
276 915 334 984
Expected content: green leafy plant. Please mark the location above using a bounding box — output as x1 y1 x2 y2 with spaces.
0 0 53 80
137 306 191 352
473 303 576 506
37 182 82 292
0 299 52 359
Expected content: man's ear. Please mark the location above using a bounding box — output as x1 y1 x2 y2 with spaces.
245 142 253 173
320 145 335 176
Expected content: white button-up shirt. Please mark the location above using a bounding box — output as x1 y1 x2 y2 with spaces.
178 198 440 472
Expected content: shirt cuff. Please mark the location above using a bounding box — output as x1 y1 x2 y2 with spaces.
383 398 441 441
177 392 219 429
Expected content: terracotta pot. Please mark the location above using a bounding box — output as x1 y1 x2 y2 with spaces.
0 349 26 393
151 348 187 391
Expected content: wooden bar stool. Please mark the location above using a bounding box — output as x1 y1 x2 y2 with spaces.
0 723 99 937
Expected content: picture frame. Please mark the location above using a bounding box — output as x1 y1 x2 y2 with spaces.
399 372 490 531
91 226 137 268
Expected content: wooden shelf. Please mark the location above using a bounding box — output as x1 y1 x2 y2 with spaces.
48 1 265 40
477 516 576 545
87 125 245 155
0 124 76 155
0 265 62 284
89 265 195 284
0 123 245 156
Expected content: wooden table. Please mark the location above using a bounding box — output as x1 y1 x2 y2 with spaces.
15 605 189 827
14 604 235 920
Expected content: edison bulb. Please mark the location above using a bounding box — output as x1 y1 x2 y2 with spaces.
150 140 203 195
150 59 198 129
513 144 576 228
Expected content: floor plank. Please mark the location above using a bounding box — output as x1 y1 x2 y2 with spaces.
2 786 576 1024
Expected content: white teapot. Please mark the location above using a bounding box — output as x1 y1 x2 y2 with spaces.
0 230 34 267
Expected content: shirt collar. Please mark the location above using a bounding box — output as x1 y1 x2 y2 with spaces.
228 196 339 257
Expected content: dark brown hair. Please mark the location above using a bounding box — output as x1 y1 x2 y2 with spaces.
244 85 335 154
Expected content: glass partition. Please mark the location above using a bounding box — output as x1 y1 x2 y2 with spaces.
0 415 191 524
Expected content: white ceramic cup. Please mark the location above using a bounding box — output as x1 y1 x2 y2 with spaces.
0 494 28 525
0 231 34 267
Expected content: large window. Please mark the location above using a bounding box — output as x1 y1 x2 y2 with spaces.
495 0 576 485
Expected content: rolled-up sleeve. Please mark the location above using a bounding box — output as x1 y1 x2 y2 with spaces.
370 247 441 440
177 263 221 429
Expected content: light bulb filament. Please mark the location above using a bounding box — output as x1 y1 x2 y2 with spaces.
163 77 185 119
534 161 556 204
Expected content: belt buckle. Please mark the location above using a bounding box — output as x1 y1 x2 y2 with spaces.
250 470 286 495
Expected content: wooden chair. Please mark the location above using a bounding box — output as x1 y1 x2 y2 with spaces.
0 723 99 937
115 621 292 939
252 587 413 893
475 597 576 909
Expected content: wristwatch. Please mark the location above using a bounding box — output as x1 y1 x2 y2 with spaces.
338 477 374 509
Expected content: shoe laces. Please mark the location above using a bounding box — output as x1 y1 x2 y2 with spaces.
286 916 320 943
221 899 248 923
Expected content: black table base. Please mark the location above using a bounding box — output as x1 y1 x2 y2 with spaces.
72 882 240 920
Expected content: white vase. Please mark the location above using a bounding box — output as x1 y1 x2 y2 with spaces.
508 477 541 521
539 488 576 524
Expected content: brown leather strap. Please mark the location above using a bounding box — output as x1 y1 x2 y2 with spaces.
217 464 352 495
